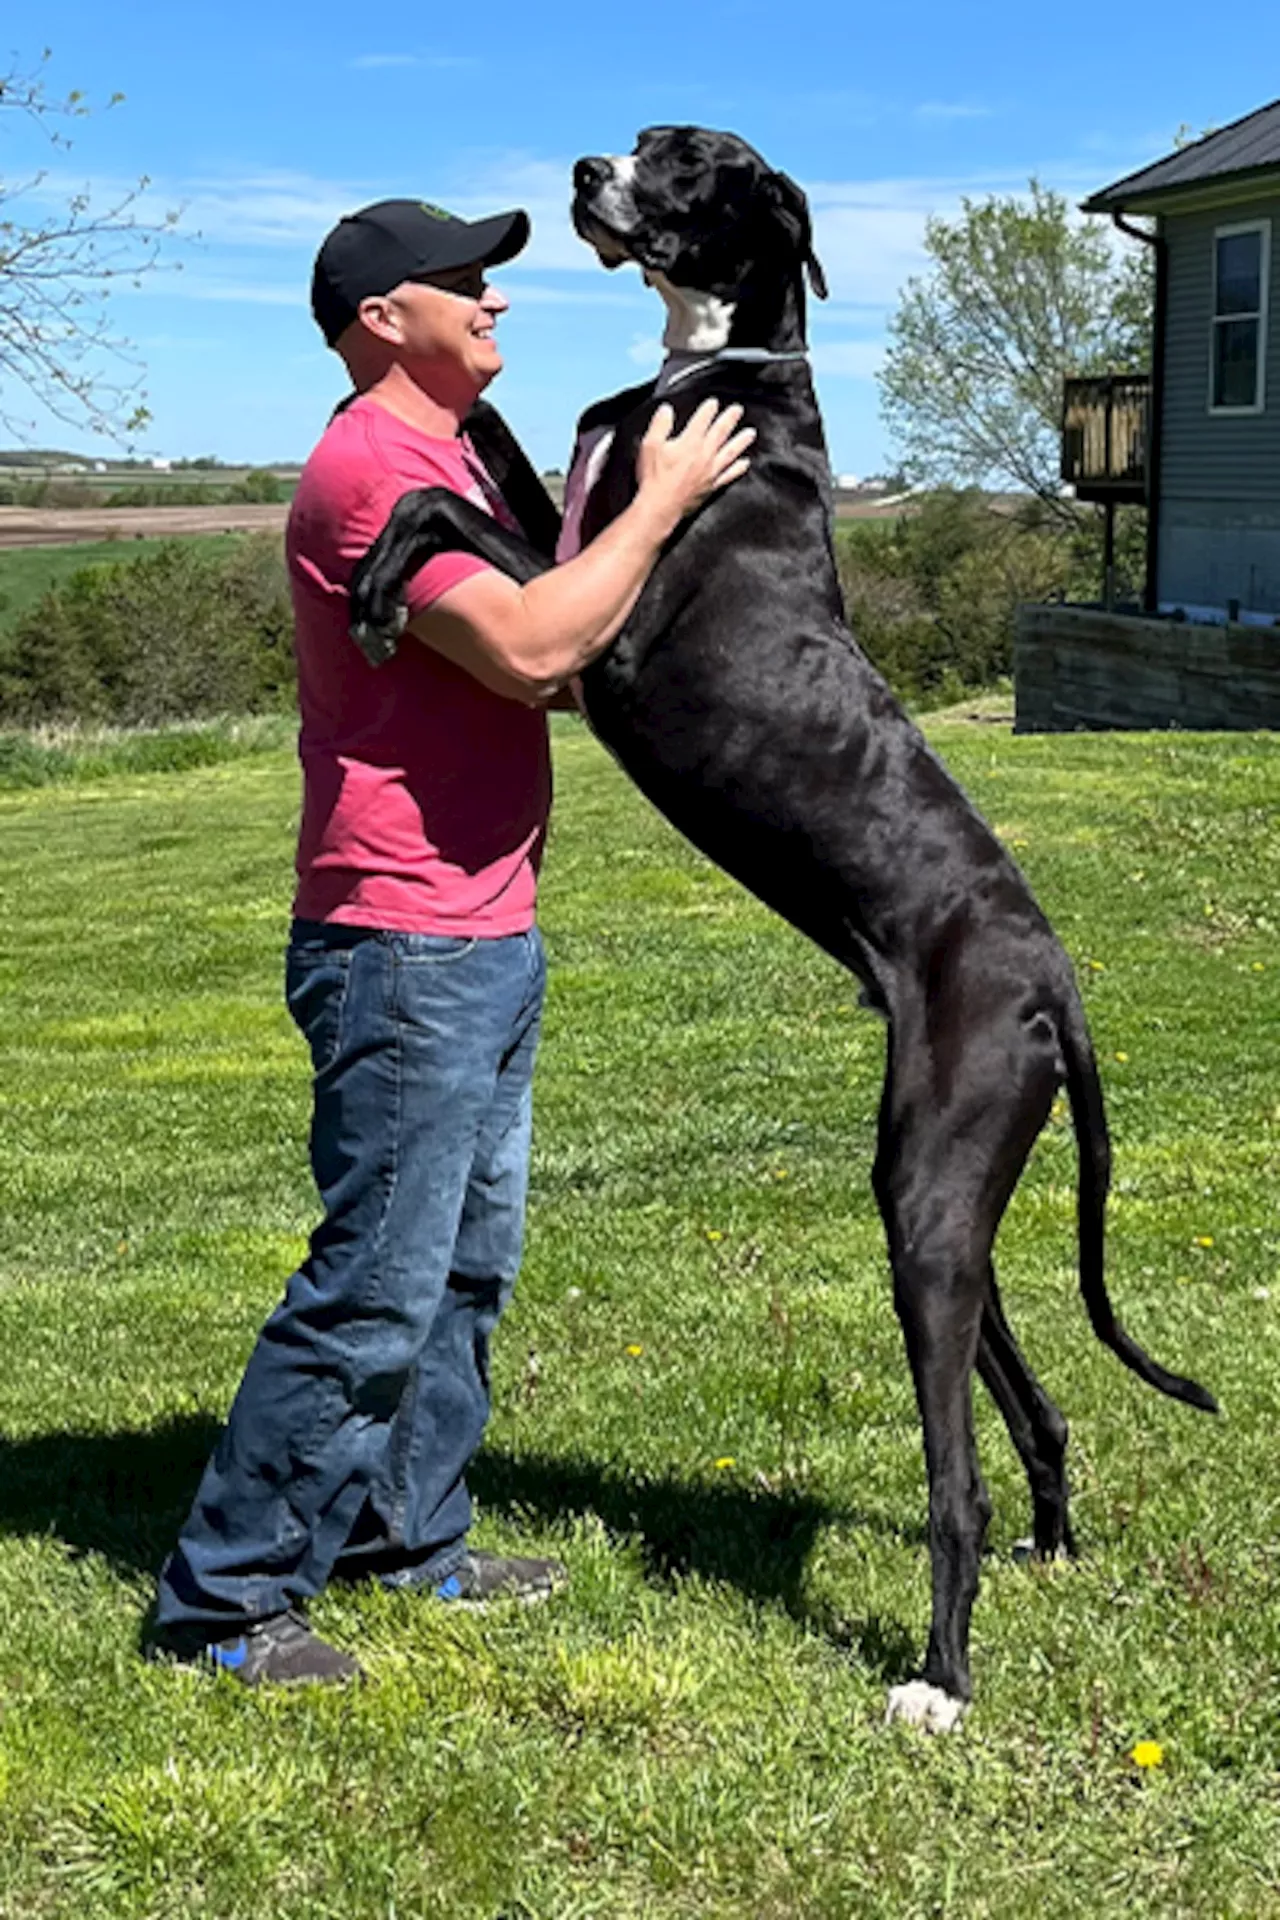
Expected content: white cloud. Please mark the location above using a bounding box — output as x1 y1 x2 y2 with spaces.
803 168 1103 311
810 339 886 380
21 155 1121 327
349 52 479 71
442 155 596 274
504 283 645 308
627 335 663 370
116 270 643 315
914 101 992 122
116 273 300 307
20 166 361 251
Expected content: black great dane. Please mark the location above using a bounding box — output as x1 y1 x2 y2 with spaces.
349 126 1217 1732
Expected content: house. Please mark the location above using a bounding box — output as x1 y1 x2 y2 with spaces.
1016 98 1280 731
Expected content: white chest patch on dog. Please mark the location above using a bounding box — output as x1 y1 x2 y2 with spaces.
884 1681 968 1734
557 422 616 562
647 271 736 353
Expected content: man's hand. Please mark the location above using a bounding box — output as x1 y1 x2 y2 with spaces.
633 399 755 534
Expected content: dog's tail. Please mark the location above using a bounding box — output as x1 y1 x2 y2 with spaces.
1060 992 1219 1413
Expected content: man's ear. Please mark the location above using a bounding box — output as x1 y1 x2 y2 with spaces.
355 294 401 344
760 170 828 300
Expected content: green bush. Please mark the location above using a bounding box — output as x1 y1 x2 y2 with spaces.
0 534 295 726
103 481 227 507
0 476 98 508
840 491 1105 710
835 489 1134 708
232 467 284 504
97 470 286 508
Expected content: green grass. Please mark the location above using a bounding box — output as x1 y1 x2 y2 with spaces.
0 714 1278 1917
0 537 245 646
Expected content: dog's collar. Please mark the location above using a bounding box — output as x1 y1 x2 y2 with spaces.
655 347 809 394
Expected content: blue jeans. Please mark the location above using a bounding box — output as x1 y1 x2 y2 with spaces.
155 920 545 1631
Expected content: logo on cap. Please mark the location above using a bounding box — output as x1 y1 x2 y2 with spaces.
418 202 456 222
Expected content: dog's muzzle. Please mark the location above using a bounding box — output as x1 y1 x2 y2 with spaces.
573 156 612 196
571 154 640 263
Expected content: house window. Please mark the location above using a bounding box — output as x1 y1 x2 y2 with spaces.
1210 221 1270 413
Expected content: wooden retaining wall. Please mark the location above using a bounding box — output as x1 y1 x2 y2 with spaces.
1014 604 1280 732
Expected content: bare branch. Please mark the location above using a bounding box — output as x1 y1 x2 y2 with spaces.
0 52 181 443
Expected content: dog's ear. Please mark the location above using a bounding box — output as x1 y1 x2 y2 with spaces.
760 170 828 300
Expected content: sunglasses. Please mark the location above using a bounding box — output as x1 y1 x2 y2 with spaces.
411 264 489 300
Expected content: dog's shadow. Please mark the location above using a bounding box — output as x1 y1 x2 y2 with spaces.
0 1421 918 1683
471 1446 920 1681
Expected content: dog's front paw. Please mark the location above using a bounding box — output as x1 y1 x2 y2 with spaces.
349 596 409 667
884 1681 968 1734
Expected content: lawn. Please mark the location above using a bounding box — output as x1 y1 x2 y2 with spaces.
0 713 1277 1917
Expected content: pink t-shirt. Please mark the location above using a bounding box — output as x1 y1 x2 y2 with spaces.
286 395 550 933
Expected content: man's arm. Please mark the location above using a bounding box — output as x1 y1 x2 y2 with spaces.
407 398 753 704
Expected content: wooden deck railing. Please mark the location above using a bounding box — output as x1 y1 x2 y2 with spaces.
1061 374 1150 503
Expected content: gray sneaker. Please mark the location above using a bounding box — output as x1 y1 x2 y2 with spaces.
385 1548 567 1608
153 1608 363 1686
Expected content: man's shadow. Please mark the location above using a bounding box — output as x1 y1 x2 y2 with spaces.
0 1422 919 1682
0 1414 223 1585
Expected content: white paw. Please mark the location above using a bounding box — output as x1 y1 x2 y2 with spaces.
1012 1537 1070 1569
884 1681 968 1734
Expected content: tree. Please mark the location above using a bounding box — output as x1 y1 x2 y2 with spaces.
0 52 179 442
879 182 1152 516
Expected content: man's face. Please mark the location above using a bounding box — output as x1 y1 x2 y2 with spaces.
357 264 510 396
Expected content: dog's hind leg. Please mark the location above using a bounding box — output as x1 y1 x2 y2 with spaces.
977 1272 1075 1560
882 1274 990 1731
874 1127 992 1732
876 1017 1062 1733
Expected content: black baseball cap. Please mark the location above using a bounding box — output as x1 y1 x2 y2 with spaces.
311 197 530 346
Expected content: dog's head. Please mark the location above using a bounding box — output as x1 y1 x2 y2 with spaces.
572 126 827 325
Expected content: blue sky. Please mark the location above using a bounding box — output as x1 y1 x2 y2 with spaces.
5 0 1278 475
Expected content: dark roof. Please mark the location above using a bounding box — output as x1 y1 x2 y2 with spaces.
1083 97 1280 212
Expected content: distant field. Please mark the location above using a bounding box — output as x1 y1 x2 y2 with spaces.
0 464 299 493
0 536 245 647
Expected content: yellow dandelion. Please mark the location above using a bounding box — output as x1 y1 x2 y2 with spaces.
1131 1740 1164 1770
1194 1235 1214 1250
1253 962 1266 973
713 1456 736 1471
1087 958 1106 973
705 1228 723 1243
1114 1051 1129 1064
625 1344 644 1358
774 1169 790 1181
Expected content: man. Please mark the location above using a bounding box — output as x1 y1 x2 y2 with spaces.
151 197 752 1684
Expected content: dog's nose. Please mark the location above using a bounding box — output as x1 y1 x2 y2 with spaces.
574 156 611 194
